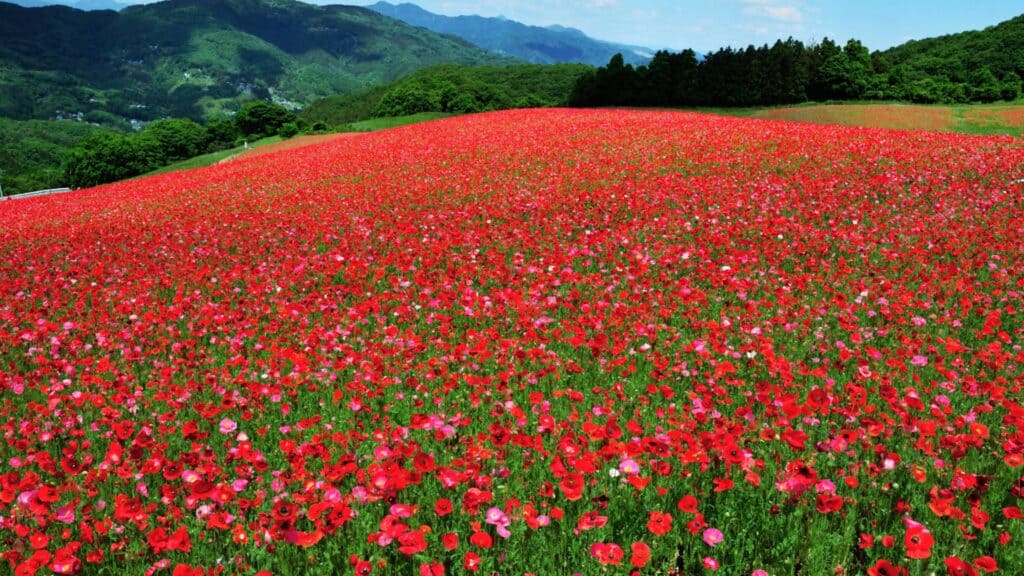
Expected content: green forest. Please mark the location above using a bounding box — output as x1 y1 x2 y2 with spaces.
570 15 1024 107
301 63 590 127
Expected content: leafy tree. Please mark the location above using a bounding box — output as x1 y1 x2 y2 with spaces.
447 92 482 113
816 52 869 100
1001 72 1022 101
235 100 295 137
278 122 299 138
145 118 208 162
374 86 440 117
205 117 241 150
62 132 165 188
968 68 1002 102
843 39 873 70
905 78 941 103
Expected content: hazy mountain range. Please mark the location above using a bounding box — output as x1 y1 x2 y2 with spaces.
365 1 653 66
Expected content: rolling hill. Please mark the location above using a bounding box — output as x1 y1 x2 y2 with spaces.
0 0 513 123
879 13 1024 86
366 1 653 66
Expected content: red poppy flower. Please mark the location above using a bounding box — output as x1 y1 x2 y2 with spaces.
647 511 672 535
944 557 978 576
630 542 651 568
559 472 585 501
590 542 624 566
905 523 934 560
867 559 907 576
972 557 997 573
463 552 482 572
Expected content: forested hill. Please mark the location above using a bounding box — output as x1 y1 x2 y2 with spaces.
570 13 1024 108
880 14 1024 94
0 0 512 124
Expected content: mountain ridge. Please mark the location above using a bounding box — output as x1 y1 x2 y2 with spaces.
365 1 653 66
0 0 513 123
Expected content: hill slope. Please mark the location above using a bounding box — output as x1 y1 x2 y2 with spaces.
0 0 512 123
366 1 652 66
300 62 590 127
880 14 1024 86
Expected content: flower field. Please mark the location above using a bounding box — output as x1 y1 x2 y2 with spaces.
1 109 1023 575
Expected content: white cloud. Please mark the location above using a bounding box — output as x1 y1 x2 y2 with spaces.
740 0 803 23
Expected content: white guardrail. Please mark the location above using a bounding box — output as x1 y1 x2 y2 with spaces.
0 187 73 201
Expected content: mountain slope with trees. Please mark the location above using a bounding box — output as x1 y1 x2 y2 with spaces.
879 14 1024 103
301 62 590 127
366 1 652 66
0 0 512 124
570 13 1024 108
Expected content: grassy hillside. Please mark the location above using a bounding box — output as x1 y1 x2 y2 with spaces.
301 63 590 127
0 0 513 124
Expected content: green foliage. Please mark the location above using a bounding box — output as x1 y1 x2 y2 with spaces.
0 118 102 196
0 0 513 124
570 12 1024 108
303 63 590 128
905 78 942 104
817 53 870 100
278 122 299 138
205 117 242 150
145 118 208 162
236 100 294 137
881 14 1024 97
374 86 441 117
1002 72 1023 101
62 132 166 189
967 68 1002 103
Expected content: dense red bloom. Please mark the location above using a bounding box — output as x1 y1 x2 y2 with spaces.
972 557 998 573
577 511 608 532
469 532 492 549
419 563 443 576
397 531 428 556
434 498 453 517
1 108 1021 575
646 511 672 536
944 557 978 576
677 495 700 513
463 552 482 572
630 542 651 568
904 522 934 560
559 473 585 501
590 543 624 566
868 559 908 576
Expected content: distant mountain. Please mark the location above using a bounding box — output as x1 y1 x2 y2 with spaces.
3 0 125 9
0 0 513 123
366 1 653 66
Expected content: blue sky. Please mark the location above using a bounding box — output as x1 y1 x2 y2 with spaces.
69 1 1024 52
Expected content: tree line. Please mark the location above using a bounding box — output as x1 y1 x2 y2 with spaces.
370 64 589 119
63 101 302 189
570 38 1023 108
